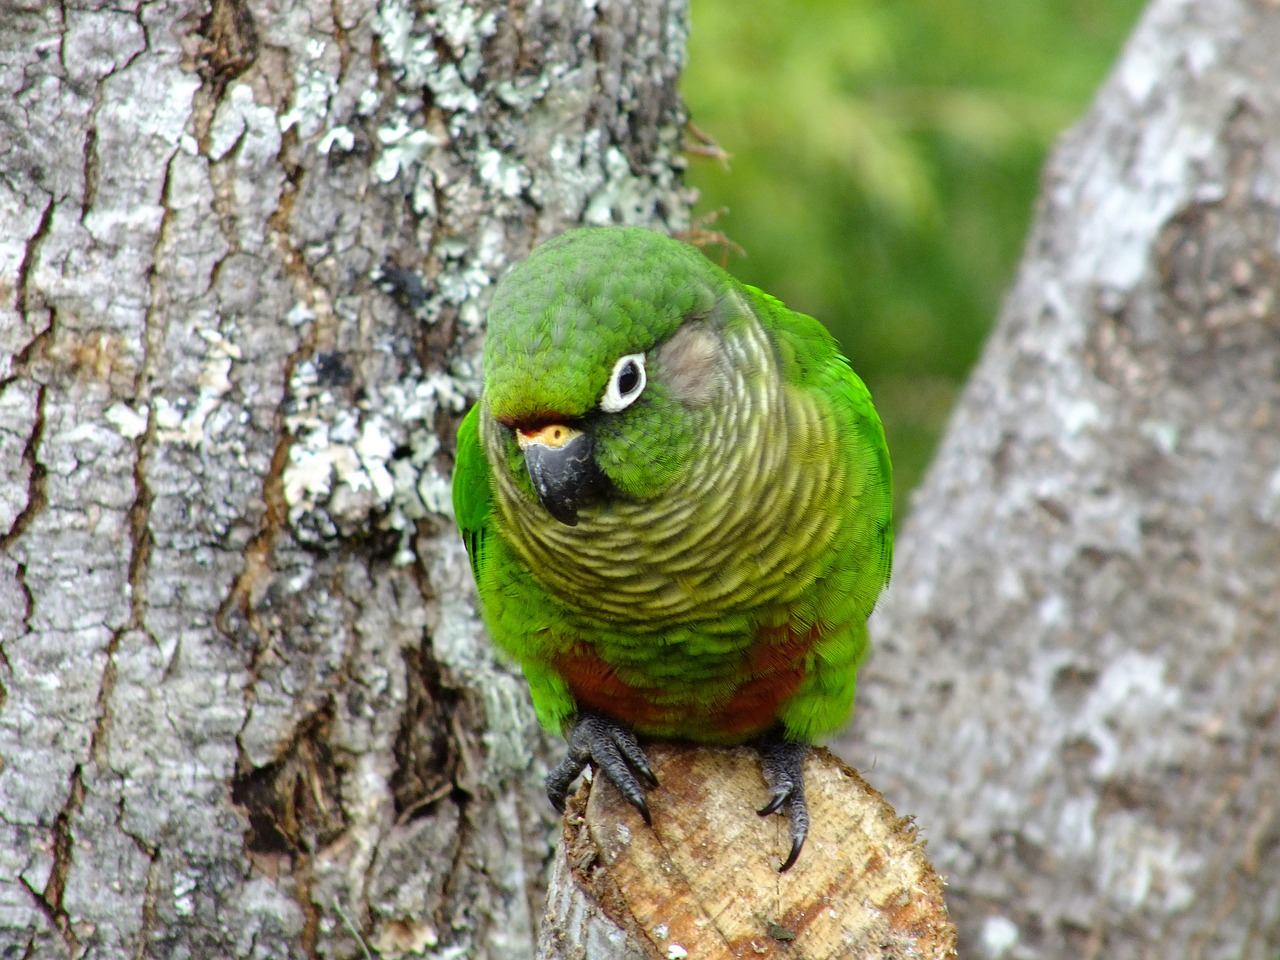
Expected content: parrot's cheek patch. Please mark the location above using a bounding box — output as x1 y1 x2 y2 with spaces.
521 431 605 526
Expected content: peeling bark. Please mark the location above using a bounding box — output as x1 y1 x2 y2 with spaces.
0 0 691 956
837 1 1280 958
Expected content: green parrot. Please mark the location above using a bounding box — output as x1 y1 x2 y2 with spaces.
452 226 892 870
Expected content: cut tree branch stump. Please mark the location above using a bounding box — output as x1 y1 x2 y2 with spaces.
538 744 957 959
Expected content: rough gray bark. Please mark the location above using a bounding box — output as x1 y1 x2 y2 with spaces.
0 0 690 956
837 0 1280 958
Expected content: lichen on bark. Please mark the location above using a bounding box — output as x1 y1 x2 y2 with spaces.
0 0 692 956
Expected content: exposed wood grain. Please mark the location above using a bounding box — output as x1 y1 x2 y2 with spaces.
543 744 956 960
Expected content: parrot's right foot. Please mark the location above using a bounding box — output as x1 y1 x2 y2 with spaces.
757 735 810 872
546 711 659 824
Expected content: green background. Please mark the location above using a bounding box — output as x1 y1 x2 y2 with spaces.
682 0 1147 504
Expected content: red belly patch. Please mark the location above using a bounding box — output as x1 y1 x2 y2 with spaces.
552 622 824 741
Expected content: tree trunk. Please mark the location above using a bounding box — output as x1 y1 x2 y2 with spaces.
837 0 1280 957
0 0 690 956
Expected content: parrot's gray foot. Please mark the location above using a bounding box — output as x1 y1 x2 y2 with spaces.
757 736 810 872
546 711 659 825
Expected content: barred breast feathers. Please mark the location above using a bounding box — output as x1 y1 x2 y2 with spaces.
487 298 848 627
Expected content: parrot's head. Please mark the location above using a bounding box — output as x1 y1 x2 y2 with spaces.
481 227 737 526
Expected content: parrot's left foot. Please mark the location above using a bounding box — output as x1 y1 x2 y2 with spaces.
546 711 659 824
757 735 810 872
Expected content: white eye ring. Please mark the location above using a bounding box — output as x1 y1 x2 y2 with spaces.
600 353 647 413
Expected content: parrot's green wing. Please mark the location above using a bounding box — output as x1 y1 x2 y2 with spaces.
452 403 492 582
451 400 581 735
748 283 894 595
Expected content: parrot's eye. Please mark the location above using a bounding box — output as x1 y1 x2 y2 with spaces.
600 353 647 413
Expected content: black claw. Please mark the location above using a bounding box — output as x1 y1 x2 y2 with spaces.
629 792 653 827
757 787 788 818
779 827 806 874
616 733 659 788
757 735 810 872
546 750 587 813
545 711 656 825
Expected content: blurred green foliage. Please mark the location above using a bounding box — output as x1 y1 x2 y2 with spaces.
683 0 1147 504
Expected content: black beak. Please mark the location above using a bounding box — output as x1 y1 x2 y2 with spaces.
522 431 604 526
